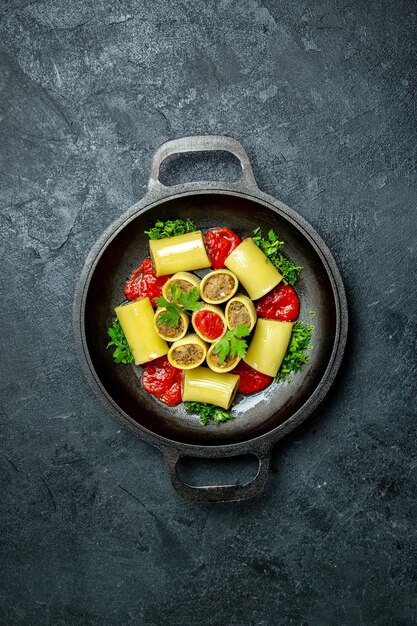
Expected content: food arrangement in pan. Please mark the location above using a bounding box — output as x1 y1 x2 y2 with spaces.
107 218 314 425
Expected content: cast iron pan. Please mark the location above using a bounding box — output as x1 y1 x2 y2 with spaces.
73 135 348 502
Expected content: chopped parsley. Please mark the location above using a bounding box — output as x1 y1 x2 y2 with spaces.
145 219 196 240
276 321 314 383
184 401 234 426
213 323 250 364
106 319 134 364
252 227 303 286
155 283 203 327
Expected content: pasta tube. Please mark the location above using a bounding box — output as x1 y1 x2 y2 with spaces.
244 319 292 377
162 271 201 300
115 298 168 365
225 294 257 332
168 333 207 370
200 269 239 304
191 304 227 343
154 309 189 342
224 238 282 300
206 343 240 374
150 231 211 277
182 366 240 409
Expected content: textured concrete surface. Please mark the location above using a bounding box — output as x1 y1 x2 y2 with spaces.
1 1 416 624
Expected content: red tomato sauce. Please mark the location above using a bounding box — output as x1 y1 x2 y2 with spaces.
124 258 171 307
231 361 273 394
142 356 183 406
255 284 300 321
193 310 224 340
205 228 241 269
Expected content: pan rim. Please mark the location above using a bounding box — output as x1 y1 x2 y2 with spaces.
73 185 347 456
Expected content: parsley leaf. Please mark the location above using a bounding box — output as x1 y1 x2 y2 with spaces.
144 219 197 240
252 227 303 286
213 323 250 364
184 401 234 426
276 321 314 383
155 284 203 327
106 319 134 364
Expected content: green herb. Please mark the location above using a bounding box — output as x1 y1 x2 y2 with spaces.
276 321 314 383
155 283 203 327
252 227 303 286
106 319 134 364
184 402 234 426
145 219 197 240
213 323 250 364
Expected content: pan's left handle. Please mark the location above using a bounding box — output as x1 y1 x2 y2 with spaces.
147 135 259 194
162 448 272 502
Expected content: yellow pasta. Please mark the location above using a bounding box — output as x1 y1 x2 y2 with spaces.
225 294 257 331
200 269 239 304
162 271 201 300
224 238 282 300
182 366 240 409
150 231 211 277
206 343 240 374
115 298 168 365
167 333 207 370
244 319 293 377
191 304 227 343
153 309 189 342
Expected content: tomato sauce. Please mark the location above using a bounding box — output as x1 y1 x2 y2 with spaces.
142 356 183 406
193 310 224 340
255 284 300 321
124 258 171 307
231 361 273 394
205 228 241 269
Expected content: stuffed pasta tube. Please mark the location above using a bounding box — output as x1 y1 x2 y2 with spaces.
182 366 240 410
244 319 292 377
115 298 168 365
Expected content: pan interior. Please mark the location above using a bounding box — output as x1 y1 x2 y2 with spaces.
84 193 337 446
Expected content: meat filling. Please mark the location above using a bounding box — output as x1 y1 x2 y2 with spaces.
203 274 235 301
156 315 184 339
228 302 251 328
167 279 194 301
209 351 238 368
172 344 204 366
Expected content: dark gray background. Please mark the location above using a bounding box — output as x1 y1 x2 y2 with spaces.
1 0 416 624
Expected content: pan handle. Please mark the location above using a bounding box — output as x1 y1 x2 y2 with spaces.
162 448 271 502
147 135 258 193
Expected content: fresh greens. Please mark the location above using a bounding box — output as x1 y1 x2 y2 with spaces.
184 402 234 426
155 283 203 327
213 323 250 364
276 321 314 383
106 319 134 364
145 219 196 240
252 227 302 286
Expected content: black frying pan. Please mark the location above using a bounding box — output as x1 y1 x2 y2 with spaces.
73 135 348 502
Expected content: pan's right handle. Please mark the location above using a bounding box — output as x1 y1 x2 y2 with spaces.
147 135 259 194
162 448 271 502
